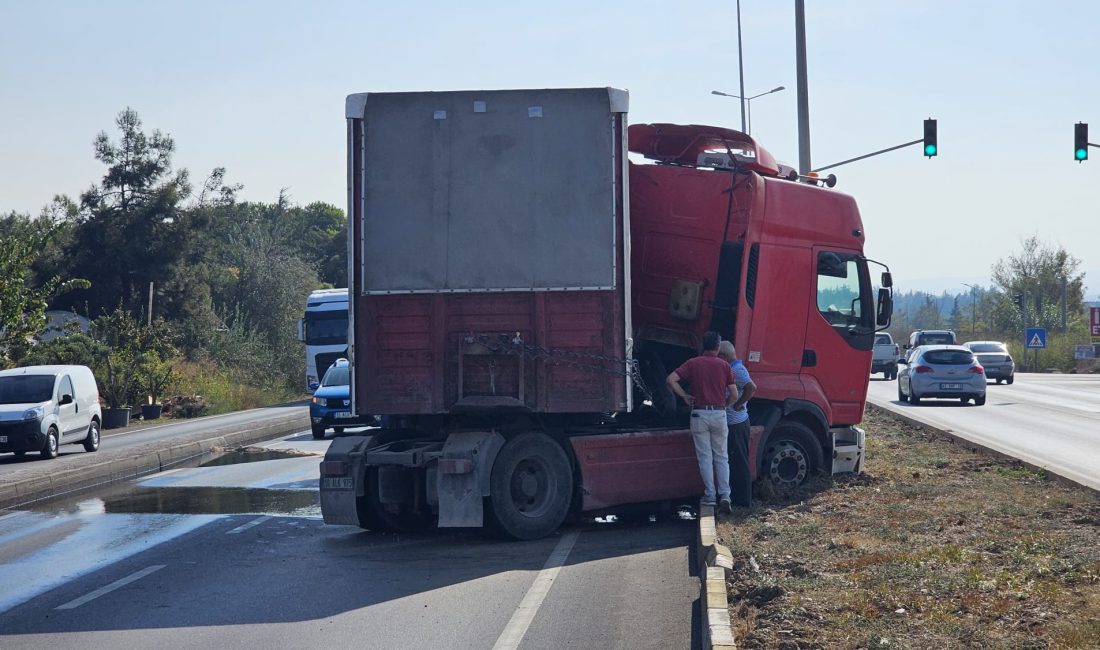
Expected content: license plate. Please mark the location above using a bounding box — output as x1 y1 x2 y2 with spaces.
321 477 354 490
940 383 962 390
335 412 356 419
0 436 6 443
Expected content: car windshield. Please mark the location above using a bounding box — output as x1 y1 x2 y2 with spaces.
921 333 954 345
0 375 55 404
923 350 974 365
969 343 1007 354
875 335 892 345
321 367 349 387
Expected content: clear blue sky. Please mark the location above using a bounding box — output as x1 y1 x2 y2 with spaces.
3 1 1098 296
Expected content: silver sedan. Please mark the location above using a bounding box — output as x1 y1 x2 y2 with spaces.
897 345 987 406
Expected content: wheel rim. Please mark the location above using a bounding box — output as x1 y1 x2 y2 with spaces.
767 441 808 486
508 457 555 519
49 432 58 454
90 425 99 447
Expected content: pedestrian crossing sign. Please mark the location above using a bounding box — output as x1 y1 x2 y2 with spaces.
1025 327 1047 349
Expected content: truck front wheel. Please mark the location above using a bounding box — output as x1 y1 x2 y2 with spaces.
486 433 573 541
760 421 822 488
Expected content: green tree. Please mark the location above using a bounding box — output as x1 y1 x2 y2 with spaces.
913 296 945 330
0 221 89 366
60 108 194 319
991 235 1085 331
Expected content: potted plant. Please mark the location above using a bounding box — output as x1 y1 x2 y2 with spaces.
90 308 176 428
140 350 178 420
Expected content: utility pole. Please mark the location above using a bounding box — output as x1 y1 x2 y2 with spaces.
736 0 747 133
795 0 811 175
148 282 154 328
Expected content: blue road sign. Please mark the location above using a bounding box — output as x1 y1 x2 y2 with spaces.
1026 327 1047 349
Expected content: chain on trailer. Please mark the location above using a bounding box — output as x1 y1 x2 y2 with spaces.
465 333 654 404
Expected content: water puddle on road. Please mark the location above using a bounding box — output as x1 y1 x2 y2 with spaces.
100 485 321 517
199 446 315 467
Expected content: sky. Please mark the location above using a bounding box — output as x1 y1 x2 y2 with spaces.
2 1 1098 297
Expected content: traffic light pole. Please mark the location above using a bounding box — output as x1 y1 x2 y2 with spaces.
811 138 923 173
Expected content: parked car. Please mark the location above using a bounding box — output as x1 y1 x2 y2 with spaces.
906 329 957 350
0 365 102 459
964 341 1015 384
308 358 381 439
872 333 901 379
897 345 986 406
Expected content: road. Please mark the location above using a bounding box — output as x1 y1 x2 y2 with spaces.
0 405 307 478
866 372 1100 490
0 430 700 649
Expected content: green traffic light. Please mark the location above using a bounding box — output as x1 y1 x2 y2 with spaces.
924 144 937 156
1076 147 1088 160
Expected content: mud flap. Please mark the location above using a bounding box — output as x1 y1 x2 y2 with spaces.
436 431 505 528
320 435 375 526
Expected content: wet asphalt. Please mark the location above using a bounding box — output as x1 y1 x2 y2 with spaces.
0 429 701 649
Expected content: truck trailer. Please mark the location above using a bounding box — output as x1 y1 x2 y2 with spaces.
320 88 892 540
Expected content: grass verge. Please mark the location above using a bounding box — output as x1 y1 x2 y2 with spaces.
716 408 1100 649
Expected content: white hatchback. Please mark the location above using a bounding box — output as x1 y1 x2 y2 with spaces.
0 365 102 459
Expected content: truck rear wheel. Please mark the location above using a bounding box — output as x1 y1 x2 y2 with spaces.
485 433 573 541
760 421 822 488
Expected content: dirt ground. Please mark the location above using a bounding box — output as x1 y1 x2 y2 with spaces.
716 408 1100 649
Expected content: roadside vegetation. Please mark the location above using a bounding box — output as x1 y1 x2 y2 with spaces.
717 408 1100 649
1 108 346 413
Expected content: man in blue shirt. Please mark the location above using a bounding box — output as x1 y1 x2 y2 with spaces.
719 341 757 507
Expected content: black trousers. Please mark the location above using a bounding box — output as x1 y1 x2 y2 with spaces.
727 420 752 507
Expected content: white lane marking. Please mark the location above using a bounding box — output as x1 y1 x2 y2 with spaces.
55 564 166 610
492 531 580 650
226 515 271 534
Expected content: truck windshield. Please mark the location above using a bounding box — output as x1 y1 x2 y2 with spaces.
0 375 55 404
304 314 348 345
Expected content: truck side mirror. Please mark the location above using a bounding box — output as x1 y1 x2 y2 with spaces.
875 288 892 327
880 271 893 288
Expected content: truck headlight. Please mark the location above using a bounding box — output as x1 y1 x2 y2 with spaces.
312 397 327 407
22 406 44 421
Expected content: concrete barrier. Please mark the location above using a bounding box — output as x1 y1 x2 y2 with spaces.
0 411 309 510
697 503 737 650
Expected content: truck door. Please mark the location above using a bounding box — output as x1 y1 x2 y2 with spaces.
802 250 874 425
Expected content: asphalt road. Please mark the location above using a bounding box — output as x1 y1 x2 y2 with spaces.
0 431 700 649
0 405 308 478
866 372 1100 490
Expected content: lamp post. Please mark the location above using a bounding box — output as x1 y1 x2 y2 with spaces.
961 283 979 338
711 86 785 135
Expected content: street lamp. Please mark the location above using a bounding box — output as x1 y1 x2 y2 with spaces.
961 283 980 338
711 86 786 135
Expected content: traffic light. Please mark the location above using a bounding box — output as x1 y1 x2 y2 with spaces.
1013 294 1024 310
923 118 937 157
1075 122 1088 161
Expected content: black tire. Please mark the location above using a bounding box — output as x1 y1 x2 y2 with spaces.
897 381 906 401
82 419 100 452
974 394 986 406
1006 375 1014 385
361 467 435 534
311 424 326 440
485 432 574 540
995 378 1003 385
908 386 921 405
41 426 59 459
759 421 822 488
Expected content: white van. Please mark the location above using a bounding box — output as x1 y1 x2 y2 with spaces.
0 365 102 459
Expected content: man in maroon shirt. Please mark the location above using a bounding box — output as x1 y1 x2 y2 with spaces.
666 331 738 513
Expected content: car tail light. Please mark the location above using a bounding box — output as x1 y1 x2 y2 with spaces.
915 365 933 374
894 344 900 355
970 365 985 374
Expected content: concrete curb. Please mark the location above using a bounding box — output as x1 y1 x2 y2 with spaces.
697 503 736 650
0 411 310 510
865 402 1100 494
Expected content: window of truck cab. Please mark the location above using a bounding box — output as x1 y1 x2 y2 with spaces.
815 251 873 334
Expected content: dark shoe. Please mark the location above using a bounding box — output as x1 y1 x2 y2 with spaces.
718 498 732 515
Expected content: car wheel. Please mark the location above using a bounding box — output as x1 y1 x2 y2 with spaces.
41 426 59 459
1006 375 1014 385
908 387 921 405
897 381 906 401
311 424 326 440
82 419 101 452
995 378 1003 385
974 394 986 406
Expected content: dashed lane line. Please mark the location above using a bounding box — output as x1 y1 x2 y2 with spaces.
492 531 580 650
55 564 166 610
226 515 271 534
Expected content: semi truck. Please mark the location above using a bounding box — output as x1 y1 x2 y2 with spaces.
297 288 349 389
320 88 892 540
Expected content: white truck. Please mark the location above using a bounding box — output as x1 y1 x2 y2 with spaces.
297 288 349 389
872 333 901 379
